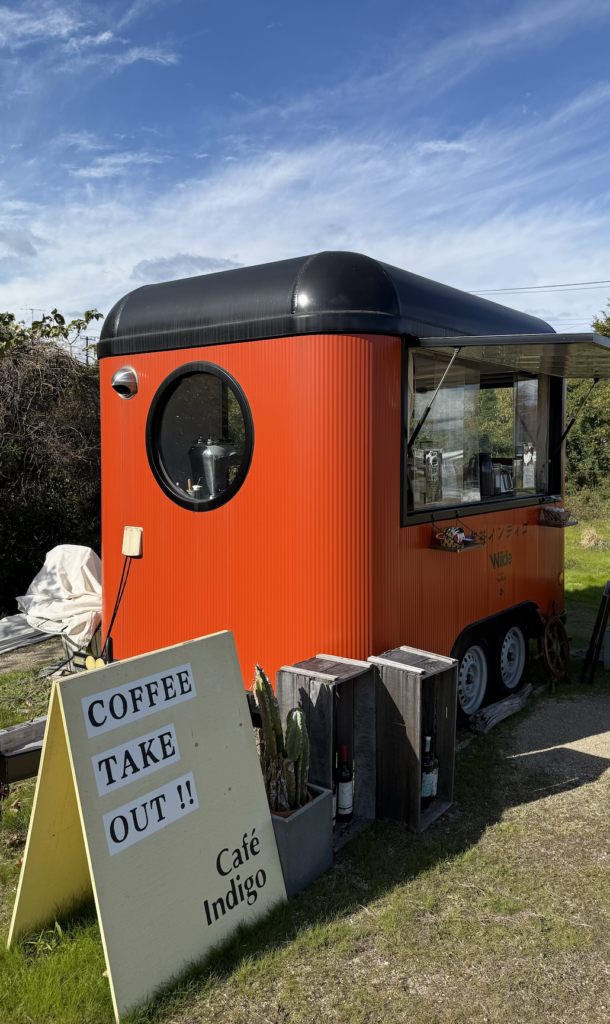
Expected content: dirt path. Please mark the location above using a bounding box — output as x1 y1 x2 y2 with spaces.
508 690 610 787
0 638 63 675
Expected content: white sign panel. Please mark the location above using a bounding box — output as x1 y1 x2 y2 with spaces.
92 723 181 796
81 662 196 737
102 771 199 854
9 631 286 1022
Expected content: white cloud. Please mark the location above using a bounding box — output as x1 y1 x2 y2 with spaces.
2 1 610 337
63 29 114 52
415 141 475 155
131 254 242 283
0 228 39 258
68 150 169 178
57 130 108 151
244 0 610 132
0 3 83 48
64 43 179 73
0 2 179 88
117 0 169 30
1 84 610 335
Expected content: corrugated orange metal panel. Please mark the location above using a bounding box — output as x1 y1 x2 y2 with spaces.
370 335 564 656
100 334 372 687
101 331 563 688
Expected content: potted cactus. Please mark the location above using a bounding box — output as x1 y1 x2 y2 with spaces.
253 665 333 897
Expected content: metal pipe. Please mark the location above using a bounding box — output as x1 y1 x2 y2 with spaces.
407 347 462 452
547 376 599 466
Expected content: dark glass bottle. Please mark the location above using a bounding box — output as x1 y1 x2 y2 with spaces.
421 735 439 810
337 744 353 823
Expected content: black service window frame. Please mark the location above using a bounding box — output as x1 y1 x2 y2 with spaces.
146 361 254 512
400 342 564 526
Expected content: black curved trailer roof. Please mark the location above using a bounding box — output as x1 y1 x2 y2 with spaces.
98 250 553 359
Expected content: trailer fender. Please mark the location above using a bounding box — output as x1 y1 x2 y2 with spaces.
451 601 543 661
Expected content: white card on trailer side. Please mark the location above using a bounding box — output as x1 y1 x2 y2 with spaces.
58 631 286 1020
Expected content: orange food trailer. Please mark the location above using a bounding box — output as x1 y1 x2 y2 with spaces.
98 251 610 719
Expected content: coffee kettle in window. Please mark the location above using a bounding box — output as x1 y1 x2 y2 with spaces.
188 436 241 499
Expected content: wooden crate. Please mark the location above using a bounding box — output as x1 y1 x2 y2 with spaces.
369 646 457 832
276 655 376 820
0 717 46 785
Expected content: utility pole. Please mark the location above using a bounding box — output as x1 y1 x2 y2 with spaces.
21 307 44 325
83 335 98 365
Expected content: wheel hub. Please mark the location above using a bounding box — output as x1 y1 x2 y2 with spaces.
458 645 488 715
499 626 525 690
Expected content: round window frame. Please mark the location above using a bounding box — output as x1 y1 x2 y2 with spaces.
146 361 254 512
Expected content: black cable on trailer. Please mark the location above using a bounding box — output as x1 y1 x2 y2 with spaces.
102 555 134 663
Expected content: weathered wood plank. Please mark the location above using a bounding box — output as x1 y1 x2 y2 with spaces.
275 669 301 730
370 647 457 831
353 668 376 819
469 683 532 735
307 680 334 789
277 658 376 817
435 670 457 803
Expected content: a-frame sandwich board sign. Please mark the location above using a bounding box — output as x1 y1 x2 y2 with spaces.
8 631 286 1021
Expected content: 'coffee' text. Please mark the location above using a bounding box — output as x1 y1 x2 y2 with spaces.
82 663 196 738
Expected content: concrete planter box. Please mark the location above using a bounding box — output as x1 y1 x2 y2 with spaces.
271 784 333 899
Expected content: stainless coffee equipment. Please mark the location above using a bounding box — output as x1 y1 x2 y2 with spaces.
188 436 241 499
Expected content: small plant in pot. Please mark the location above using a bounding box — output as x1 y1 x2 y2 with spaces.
253 664 310 815
252 664 333 898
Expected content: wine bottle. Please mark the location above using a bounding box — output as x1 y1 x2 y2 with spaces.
337 744 353 823
421 735 438 810
431 743 439 799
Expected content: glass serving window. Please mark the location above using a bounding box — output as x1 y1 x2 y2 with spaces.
147 364 253 510
404 350 551 515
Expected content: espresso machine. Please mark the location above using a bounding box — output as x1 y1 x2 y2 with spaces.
187 436 242 499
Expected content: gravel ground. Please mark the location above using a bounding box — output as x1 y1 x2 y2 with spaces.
508 689 610 787
0 638 64 675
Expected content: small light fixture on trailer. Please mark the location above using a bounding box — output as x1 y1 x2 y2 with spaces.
111 365 138 398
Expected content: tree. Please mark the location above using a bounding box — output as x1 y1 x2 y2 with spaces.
0 308 103 359
0 309 103 615
564 301 610 491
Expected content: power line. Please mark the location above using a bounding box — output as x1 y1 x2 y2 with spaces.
473 279 610 296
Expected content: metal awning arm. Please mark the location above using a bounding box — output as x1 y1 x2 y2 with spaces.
407 347 461 452
547 376 599 465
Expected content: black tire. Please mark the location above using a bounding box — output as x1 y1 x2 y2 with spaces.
493 620 528 698
456 637 491 725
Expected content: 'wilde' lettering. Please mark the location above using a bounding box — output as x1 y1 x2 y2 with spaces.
489 550 512 569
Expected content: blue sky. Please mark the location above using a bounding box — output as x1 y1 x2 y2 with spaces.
2 0 610 336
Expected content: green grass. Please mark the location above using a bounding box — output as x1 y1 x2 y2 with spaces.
2 524 610 1022
0 666 52 731
0 907 112 1024
0 667 54 936
564 518 610 646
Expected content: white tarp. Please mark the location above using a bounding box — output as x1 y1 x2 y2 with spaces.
17 545 102 649
0 613 47 655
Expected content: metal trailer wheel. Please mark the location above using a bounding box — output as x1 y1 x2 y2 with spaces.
457 641 490 720
494 622 527 697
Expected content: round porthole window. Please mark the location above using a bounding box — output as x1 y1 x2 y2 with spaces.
146 362 254 511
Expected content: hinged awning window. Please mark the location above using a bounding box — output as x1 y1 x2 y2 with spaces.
415 333 610 378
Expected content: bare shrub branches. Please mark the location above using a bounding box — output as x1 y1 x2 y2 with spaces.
0 331 102 615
